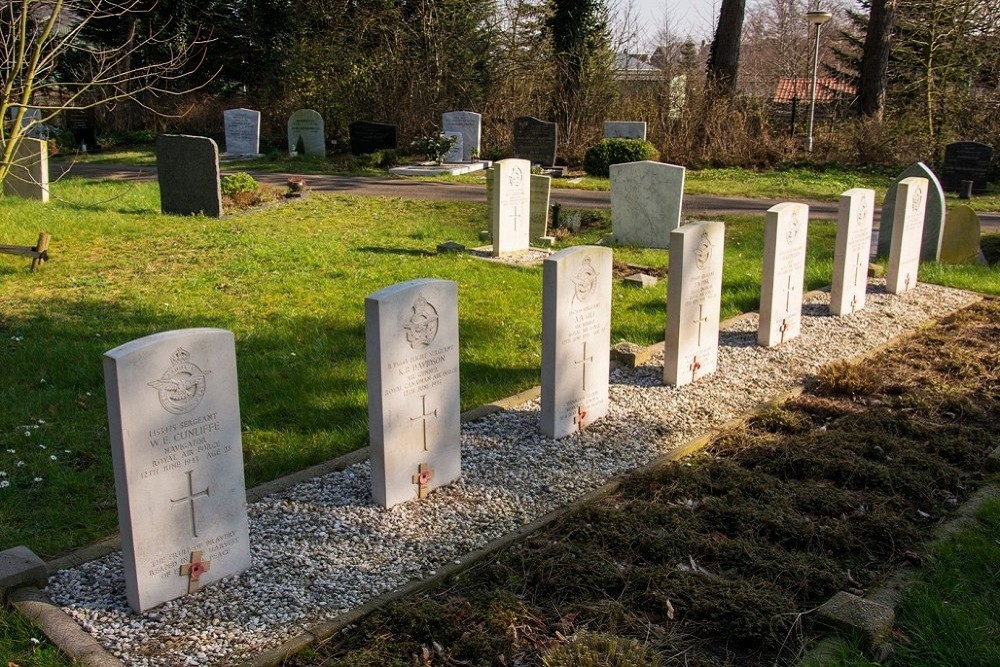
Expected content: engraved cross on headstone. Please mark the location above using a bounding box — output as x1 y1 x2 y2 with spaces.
510 206 521 232
850 293 858 314
171 470 210 538
784 273 796 314
692 304 710 347
853 255 865 297
904 273 912 293
411 462 435 499
575 342 594 391
410 394 438 451
179 550 212 594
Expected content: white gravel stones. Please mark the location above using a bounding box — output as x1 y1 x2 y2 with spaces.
46 281 978 666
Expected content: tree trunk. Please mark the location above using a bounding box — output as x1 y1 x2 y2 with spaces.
857 0 897 118
707 0 747 95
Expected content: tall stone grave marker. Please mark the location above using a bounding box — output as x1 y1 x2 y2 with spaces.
442 111 482 162
104 328 251 613
664 221 725 387
939 205 981 264
610 161 685 248
530 174 552 240
2 137 49 202
603 121 647 140
886 177 928 295
348 121 398 156
287 109 326 157
941 141 993 193
759 202 809 347
876 162 944 262
541 246 613 438
829 188 875 316
512 116 557 166
155 134 221 218
223 108 261 157
366 279 461 508
490 158 531 256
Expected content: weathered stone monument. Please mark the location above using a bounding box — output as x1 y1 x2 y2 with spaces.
349 121 398 156
939 205 981 265
530 174 552 240
541 246 613 438
442 111 482 162
876 162 944 262
603 121 647 140
610 161 685 248
490 158 532 256
512 116 557 166
830 188 875 316
2 137 49 202
365 279 461 508
664 221 725 387
941 141 993 194
759 202 809 347
886 177 928 295
155 134 221 217
287 109 326 157
103 328 251 612
223 108 262 157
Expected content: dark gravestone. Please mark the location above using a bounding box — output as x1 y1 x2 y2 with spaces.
155 134 222 218
349 121 398 156
65 108 99 151
941 141 994 194
513 116 557 166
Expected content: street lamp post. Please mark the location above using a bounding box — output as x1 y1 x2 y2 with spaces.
806 10 832 152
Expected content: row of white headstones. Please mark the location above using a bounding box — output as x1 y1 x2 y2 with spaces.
102 176 928 612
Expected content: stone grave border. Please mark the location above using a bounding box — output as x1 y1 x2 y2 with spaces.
2 292 992 667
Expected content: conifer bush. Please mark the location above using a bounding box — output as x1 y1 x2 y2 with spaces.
583 139 660 177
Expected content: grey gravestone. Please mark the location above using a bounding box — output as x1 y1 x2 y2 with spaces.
349 121 398 156
2 137 49 202
939 205 981 265
530 174 551 240
442 111 481 162
512 116 557 166
104 328 251 612
759 203 809 347
610 161 685 248
366 279 461 508
155 134 222 217
941 141 993 194
664 221 725 387
541 246 613 438
66 108 98 150
287 109 326 157
490 159 531 256
886 177 928 295
223 108 261 157
876 162 944 262
830 188 875 316
603 121 646 140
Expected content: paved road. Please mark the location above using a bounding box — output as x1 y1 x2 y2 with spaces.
53 162 1000 231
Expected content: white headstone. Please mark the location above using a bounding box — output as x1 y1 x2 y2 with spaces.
103 329 251 613
490 158 531 256
2 137 49 202
441 111 482 162
287 109 326 157
541 246 613 438
603 121 647 140
610 161 685 248
443 131 464 163
365 279 461 508
886 176 928 295
876 162 944 262
223 108 261 157
758 202 809 347
830 188 875 316
664 221 725 387
530 174 552 240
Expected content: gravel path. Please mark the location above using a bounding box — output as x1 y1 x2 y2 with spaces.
46 281 980 666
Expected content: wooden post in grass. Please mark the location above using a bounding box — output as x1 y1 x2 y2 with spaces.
0 232 51 270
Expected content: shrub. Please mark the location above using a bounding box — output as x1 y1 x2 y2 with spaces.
410 132 457 163
583 139 660 177
357 149 399 169
220 172 259 197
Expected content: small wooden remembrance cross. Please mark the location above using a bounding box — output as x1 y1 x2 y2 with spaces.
179 550 212 594
412 462 435 499
779 318 791 344
573 405 588 431
689 356 701 383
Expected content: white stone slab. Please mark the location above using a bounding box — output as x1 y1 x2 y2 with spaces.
442 111 482 162
603 121 646 140
443 131 464 164
365 279 461 508
758 202 809 347
490 158 532 256
287 109 326 157
530 174 551 240
103 329 251 613
2 137 49 202
540 246 613 438
886 177 927 295
876 162 944 262
389 162 487 176
610 161 685 248
830 188 875 316
664 221 725 387
223 108 261 157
